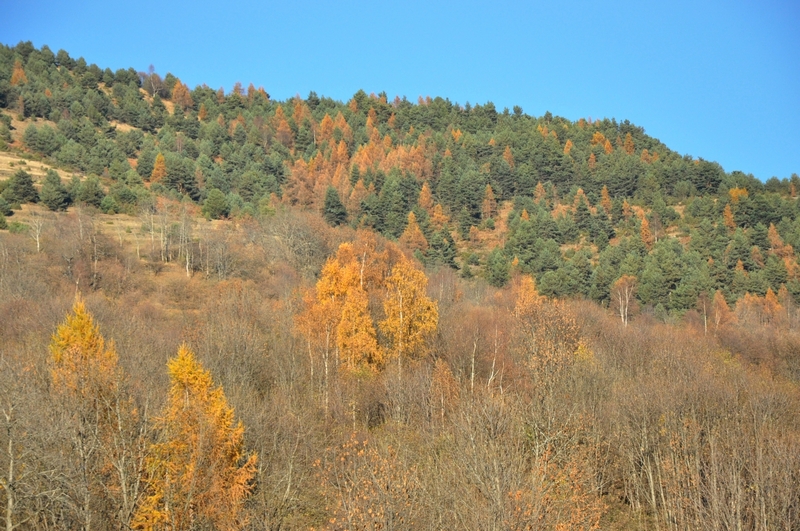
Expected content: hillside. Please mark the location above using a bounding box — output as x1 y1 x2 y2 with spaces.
2 42 800 530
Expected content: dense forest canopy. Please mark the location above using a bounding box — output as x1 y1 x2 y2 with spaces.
3 41 800 316
1 41 800 530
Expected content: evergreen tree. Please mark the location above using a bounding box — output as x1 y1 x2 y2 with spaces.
39 169 72 211
485 247 510 287
2 169 38 204
323 186 347 226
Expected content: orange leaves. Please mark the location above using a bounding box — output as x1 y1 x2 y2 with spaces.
134 345 256 531
723 203 736 231
563 139 574 155
296 235 406 375
50 296 119 399
451 128 463 142
10 60 27 86
640 216 654 250
150 153 166 183
337 287 382 373
600 185 612 215
728 187 749 203
399 211 428 253
503 145 515 168
623 132 635 155
380 257 439 363
418 181 434 215
171 79 194 111
273 106 294 149
481 184 497 220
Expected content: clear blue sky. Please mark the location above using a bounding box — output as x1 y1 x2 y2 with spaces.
2 0 798 180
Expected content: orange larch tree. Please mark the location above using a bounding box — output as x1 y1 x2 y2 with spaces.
640 216 654 250
481 184 498 220
623 133 635 155
10 60 27 86
503 145 515 168
380 258 439 371
133 346 257 531
399 211 428 254
723 204 736 231
418 182 435 215
600 185 612 215
150 153 166 183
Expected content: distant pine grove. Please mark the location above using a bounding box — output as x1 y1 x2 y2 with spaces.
2 41 800 315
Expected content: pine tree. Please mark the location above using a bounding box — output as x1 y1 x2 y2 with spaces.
323 186 348 226
134 345 257 531
2 169 38 204
40 169 72 211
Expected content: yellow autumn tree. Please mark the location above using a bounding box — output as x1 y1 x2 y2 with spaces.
50 296 134 530
10 60 27 86
380 258 438 370
600 185 612 215
51 297 119 398
623 132 634 155
503 145 515 168
171 80 194 112
723 203 736 231
481 184 498 220
150 153 167 183
640 216 654 250
337 286 382 374
399 211 429 253
133 345 256 531
418 181 435 215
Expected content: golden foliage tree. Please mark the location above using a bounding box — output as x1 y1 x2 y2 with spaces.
418 181 434 215
337 286 382 374
381 258 438 368
723 203 736 231
399 211 428 253
600 185 612 215
481 184 497 220
50 297 129 529
171 80 194 112
563 139 574 155
640 216 654 250
10 60 27 86
150 153 166 184
133 345 256 531
623 132 635 155
502 145 515 168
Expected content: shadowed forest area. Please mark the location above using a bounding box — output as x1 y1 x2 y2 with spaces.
1 41 800 530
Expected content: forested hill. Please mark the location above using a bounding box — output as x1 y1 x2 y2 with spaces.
2 41 800 316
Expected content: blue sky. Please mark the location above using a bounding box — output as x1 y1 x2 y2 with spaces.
2 0 798 180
